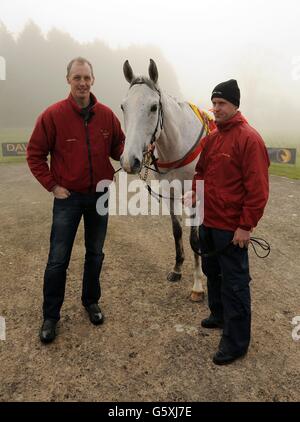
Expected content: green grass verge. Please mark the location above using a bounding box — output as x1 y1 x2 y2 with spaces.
269 163 300 179
264 133 300 179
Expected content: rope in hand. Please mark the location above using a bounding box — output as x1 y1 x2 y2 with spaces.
191 236 271 259
248 237 270 258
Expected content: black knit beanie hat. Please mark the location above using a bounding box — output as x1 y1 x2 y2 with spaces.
211 79 240 107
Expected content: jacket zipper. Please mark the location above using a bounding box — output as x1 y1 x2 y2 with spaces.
84 120 94 192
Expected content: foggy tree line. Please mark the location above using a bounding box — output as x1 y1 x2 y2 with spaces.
0 21 181 128
0 21 299 143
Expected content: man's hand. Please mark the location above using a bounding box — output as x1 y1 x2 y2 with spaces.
232 228 251 248
52 185 71 199
182 190 197 208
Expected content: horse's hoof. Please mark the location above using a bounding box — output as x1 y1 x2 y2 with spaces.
167 272 182 282
190 291 205 302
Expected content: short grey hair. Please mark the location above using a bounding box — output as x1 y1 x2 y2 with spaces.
67 57 94 78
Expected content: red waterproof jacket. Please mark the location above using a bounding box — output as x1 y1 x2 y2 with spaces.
27 93 125 193
192 111 270 231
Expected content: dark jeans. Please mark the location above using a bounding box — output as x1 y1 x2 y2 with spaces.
199 225 251 356
43 192 108 321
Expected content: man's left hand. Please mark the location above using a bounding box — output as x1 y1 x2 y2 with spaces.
232 228 251 248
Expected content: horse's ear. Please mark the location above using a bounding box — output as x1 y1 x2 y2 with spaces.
123 60 135 84
148 59 158 84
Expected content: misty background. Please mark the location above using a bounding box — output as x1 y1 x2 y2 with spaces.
0 21 181 127
0 0 299 147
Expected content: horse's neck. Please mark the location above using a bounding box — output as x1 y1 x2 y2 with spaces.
156 93 202 162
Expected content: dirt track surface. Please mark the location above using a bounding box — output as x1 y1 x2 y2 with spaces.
0 162 300 402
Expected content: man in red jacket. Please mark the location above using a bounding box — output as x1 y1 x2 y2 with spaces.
27 57 125 344
186 79 269 365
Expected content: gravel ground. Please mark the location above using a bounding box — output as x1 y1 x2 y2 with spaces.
0 163 300 402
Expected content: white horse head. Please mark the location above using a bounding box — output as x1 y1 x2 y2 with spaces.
120 59 163 174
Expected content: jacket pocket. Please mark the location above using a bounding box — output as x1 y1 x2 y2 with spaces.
230 284 251 317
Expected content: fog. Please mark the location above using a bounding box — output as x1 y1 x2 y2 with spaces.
0 21 182 130
1 0 300 146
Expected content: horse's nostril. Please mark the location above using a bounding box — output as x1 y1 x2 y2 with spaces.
133 158 141 171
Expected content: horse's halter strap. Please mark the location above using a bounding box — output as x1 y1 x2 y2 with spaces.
151 93 164 146
129 80 164 146
129 80 164 175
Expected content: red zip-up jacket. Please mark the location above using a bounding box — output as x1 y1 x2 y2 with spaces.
27 93 125 193
192 111 270 231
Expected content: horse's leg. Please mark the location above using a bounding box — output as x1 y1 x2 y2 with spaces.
167 212 184 282
190 226 205 302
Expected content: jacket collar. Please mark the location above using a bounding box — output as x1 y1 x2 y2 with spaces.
216 111 247 132
68 92 98 114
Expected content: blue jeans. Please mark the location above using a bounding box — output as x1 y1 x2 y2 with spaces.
199 225 251 356
43 192 108 321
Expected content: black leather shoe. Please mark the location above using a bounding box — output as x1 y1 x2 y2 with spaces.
39 319 57 344
201 315 224 329
85 304 104 325
213 349 246 365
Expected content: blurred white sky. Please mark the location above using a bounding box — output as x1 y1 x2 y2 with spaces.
1 0 300 107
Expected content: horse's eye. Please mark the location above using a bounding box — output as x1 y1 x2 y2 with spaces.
151 104 158 112
120 104 124 111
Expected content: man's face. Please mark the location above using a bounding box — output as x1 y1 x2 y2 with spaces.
212 98 238 123
67 62 94 104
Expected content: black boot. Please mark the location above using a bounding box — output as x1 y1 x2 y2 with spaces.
39 319 57 344
201 314 224 329
213 349 247 365
85 304 104 325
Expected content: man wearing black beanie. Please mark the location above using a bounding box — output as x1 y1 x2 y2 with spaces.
211 79 240 108
186 79 270 365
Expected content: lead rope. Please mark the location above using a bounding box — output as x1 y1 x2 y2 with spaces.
140 151 186 202
139 152 173 202
139 152 152 182
249 237 271 258
190 236 271 259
